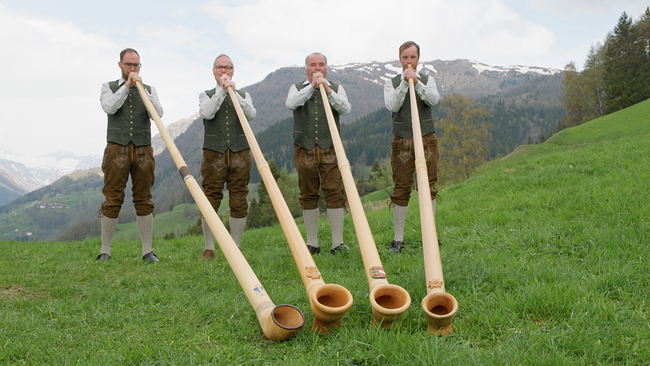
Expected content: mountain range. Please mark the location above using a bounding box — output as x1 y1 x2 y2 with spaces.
0 58 564 215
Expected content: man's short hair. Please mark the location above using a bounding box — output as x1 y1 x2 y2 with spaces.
120 48 140 62
399 41 420 57
305 52 328 67
213 54 233 68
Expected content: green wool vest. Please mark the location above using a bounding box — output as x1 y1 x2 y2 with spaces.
391 74 436 138
292 82 340 150
202 88 249 153
107 80 152 146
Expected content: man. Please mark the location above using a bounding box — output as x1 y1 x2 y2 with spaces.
97 48 163 263
198 54 256 259
286 52 351 255
384 41 441 253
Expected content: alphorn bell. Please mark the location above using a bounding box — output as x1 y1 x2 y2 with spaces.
226 86 353 333
405 66 458 335
317 85 411 327
135 81 304 341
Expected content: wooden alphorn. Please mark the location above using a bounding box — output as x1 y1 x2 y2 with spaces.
405 67 458 335
135 81 305 341
317 85 411 327
226 86 353 333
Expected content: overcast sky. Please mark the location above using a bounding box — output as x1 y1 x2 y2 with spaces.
1 0 647 158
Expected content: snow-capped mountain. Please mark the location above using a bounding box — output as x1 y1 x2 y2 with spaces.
0 150 102 193
152 113 200 155
238 58 564 132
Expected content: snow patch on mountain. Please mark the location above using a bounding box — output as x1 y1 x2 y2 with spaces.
469 60 561 76
152 113 200 155
0 149 102 192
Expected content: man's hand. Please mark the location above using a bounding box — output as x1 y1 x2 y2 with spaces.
124 72 142 89
312 72 332 95
218 74 235 89
403 66 418 84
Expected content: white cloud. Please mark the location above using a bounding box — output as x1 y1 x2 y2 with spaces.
528 0 648 17
2 0 646 159
202 0 555 69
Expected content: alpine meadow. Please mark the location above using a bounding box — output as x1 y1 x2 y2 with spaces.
1 96 648 364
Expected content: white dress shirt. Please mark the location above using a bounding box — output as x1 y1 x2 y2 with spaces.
285 80 351 116
100 78 164 117
199 85 256 121
384 71 440 112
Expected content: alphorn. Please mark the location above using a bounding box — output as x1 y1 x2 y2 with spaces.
317 85 411 327
226 86 353 333
135 81 305 341
405 66 458 335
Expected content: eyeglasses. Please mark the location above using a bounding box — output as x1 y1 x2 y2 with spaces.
123 62 142 69
214 65 234 71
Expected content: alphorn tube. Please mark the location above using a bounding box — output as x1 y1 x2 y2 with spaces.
406 68 458 335
135 82 304 341
318 85 411 327
226 86 353 333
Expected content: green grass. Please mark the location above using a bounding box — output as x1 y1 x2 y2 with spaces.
2 103 650 364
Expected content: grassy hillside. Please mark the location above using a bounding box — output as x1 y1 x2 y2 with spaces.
1 101 649 364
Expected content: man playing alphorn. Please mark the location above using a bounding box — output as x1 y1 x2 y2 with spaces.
198 54 257 259
97 48 163 263
384 41 441 253
286 52 351 255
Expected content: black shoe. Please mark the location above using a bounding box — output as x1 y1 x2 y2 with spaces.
307 245 321 255
390 240 403 253
96 253 111 261
142 252 159 263
331 244 349 254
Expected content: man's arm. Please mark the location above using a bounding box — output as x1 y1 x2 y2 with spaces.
146 86 164 118
414 75 440 107
285 83 314 110
384 77 408 112
199 88 227 120
328 84 351 116
235 92 256 120
100 82 129 115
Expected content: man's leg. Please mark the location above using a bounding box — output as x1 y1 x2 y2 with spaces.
320 147 347 253
200 149 227 258
295 146 322 254
137 213 157 262
131 145 157 262
303 208 320 253
98 143 130 261
227 149 251 247
390 137 415 252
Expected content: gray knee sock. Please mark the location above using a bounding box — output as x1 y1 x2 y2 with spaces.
393 205 408 242
327 208 344 249
229 217 246 247
137 213 154 256
100 216 118 256
303 208 319 248
202 218 215 251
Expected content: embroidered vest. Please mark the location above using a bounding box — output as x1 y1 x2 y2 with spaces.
391 74 436 138
292 82 341 150
106 80 152 146
202 88 249 153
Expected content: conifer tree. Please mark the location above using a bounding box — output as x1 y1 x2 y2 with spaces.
604 12 650 113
